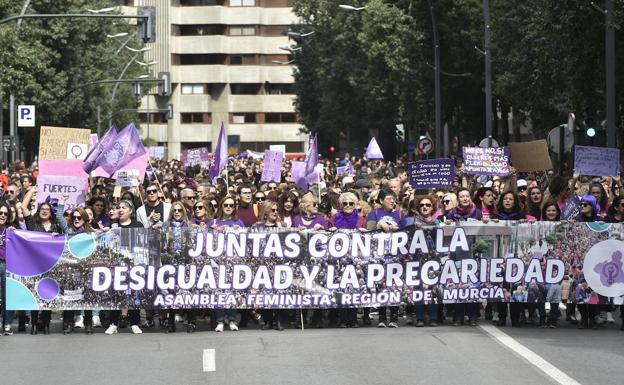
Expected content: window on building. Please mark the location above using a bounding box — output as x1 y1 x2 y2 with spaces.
181 84 207 94
264 113 296 123
265 83 295 95
180 0 223 6
230 83 261 95
232 113 257 123
230 0 256 6
260 25 289 36
139 113 168 123
240 141 303 152
229 25 256 36
179 54 227 65
229 55 256 65
179 24 223 36
181 113 212 124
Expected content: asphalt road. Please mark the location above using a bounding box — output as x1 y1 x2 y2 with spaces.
0 316 622 385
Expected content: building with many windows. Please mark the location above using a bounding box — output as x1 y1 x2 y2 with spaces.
123 0 305 159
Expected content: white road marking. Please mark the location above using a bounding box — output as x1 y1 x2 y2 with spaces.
479 324 582 385
203 349 216 372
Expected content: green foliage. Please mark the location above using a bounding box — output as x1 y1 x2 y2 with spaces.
0 0 145 157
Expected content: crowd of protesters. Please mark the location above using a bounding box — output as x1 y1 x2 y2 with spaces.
0 152 623 335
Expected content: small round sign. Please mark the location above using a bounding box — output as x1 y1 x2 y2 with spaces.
417 137 433 155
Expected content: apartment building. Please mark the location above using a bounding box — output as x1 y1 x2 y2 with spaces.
124 0 305 159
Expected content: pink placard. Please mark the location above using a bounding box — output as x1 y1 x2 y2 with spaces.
38 160 88 178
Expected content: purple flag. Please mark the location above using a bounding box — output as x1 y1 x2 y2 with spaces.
209 122 228 181
83 125 118 173
365 137 384 159
291 161 308 190
97 123 145 175
304 134 318 186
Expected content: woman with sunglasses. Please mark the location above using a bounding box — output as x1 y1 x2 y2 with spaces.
253 202 288 331
0 202 17 335
210 196 243 331
576 194 600 222
22 200 62 334
293 193 328 231
331 192 364 328
277 191 299 228
162 202 197 332
57 194 96 335
253 192 266 206
105 200 143 335
438 193 457 222
192 199 213 229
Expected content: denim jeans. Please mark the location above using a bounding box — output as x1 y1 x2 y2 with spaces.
415 304 438 322
1 263 15 327
214 309 238 323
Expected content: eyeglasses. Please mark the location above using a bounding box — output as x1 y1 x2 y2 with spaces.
420 203 433 208
0 211 8 217
580 202 591 207
183 196 196 201
271 208 279 213
194 205 204 210
254 196 265 201
223 203 235 208
311 202 318 207
443 200 451 205
7 190 16 195
146 189 158 194
518 186 527 192
343 201 355 207
72 215 83 221
173 208 184 213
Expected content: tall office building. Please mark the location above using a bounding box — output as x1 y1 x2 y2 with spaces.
121 0 305 159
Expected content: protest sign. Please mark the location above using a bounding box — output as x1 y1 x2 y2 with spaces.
291 161 307 188
509 140 553 172
269 144 286 154
116 170 140 187
181 147 210 168
574 145 620 176
561 194 581 220
228 135 240 156
463 146 510 176
408 159 455 189
67 143 89 160
39 126 91 160
38 160 87 178
337 165 353 177
35 175 86 211
7 221 623 310
92 150 148 183
148 146 166 159
261 150 284 182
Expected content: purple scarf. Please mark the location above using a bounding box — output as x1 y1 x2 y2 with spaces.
333 209 359 229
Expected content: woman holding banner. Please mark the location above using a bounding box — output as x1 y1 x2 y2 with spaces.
57 194 95 335
447 188 482 222
0 202 17 335
105 200 143 335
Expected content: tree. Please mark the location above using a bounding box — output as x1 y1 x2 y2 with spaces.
0 0 145 161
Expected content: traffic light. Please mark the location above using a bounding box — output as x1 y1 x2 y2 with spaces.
395 124 405 142
328 145 336 154
138 6 156 43
584 116 597 138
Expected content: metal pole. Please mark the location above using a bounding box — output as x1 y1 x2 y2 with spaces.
605 0 616 148
97 105 102 137
9 94 15 162
483 0 493 139
559 124 565 175
0 91 4 166
428 0 442 158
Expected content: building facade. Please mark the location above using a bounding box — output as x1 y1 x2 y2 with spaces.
124 0 305 159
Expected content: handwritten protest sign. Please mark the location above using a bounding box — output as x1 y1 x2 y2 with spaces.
574 146 620 176
35 175 86 210
261 150 284 182
181 147 210 168
148 146 165 159
509 140 552 172
463 146 510 176
39 126 91 160
116 170 140 187
561 194 581 220
408 159 455 189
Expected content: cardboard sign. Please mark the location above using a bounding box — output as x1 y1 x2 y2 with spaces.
261 150 284 182
408 159 455 189
67 143 89 160
148 146 166 159
509 140 553 172
463 146 510 176
561 194 581 220
337 165 353 177
116 170 140 187
35 175 86 211
181 147 210 168
39 126 91 160
269 144 286 154
574 146 620 176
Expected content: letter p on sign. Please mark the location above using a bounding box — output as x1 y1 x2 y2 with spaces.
18 105 35 127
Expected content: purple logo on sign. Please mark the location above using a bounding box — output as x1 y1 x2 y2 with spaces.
594 251 624 287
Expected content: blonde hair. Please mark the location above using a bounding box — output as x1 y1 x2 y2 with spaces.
299 192 318 214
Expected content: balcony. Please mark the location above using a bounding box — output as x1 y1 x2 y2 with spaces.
171 64 294 84
172 35 289 55
171 6 297 26
229 95 295 112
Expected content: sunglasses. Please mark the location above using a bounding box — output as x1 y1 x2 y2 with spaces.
183 196 196 201
580 202 591 207
194 205 204 210
254 196 265 201
0 211 8 216
343 202 355 207
518 186 527 191
72 215 83 221
223 203 235 208
271 208 278 213
443 200 451 205
311 202 318 207
173 208 184 213
146 189 158 194
420 203 433 208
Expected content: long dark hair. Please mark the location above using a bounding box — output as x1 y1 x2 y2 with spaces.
278 191 300 218
496 191 523 214
540 201 561 221
0 202 12 228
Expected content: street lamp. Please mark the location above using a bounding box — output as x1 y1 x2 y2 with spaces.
279 45 302 52
106 32 128 38
272 60 295 65
125 46 151 53
287 31 315 38
87 7 117 14
338 5 367 11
